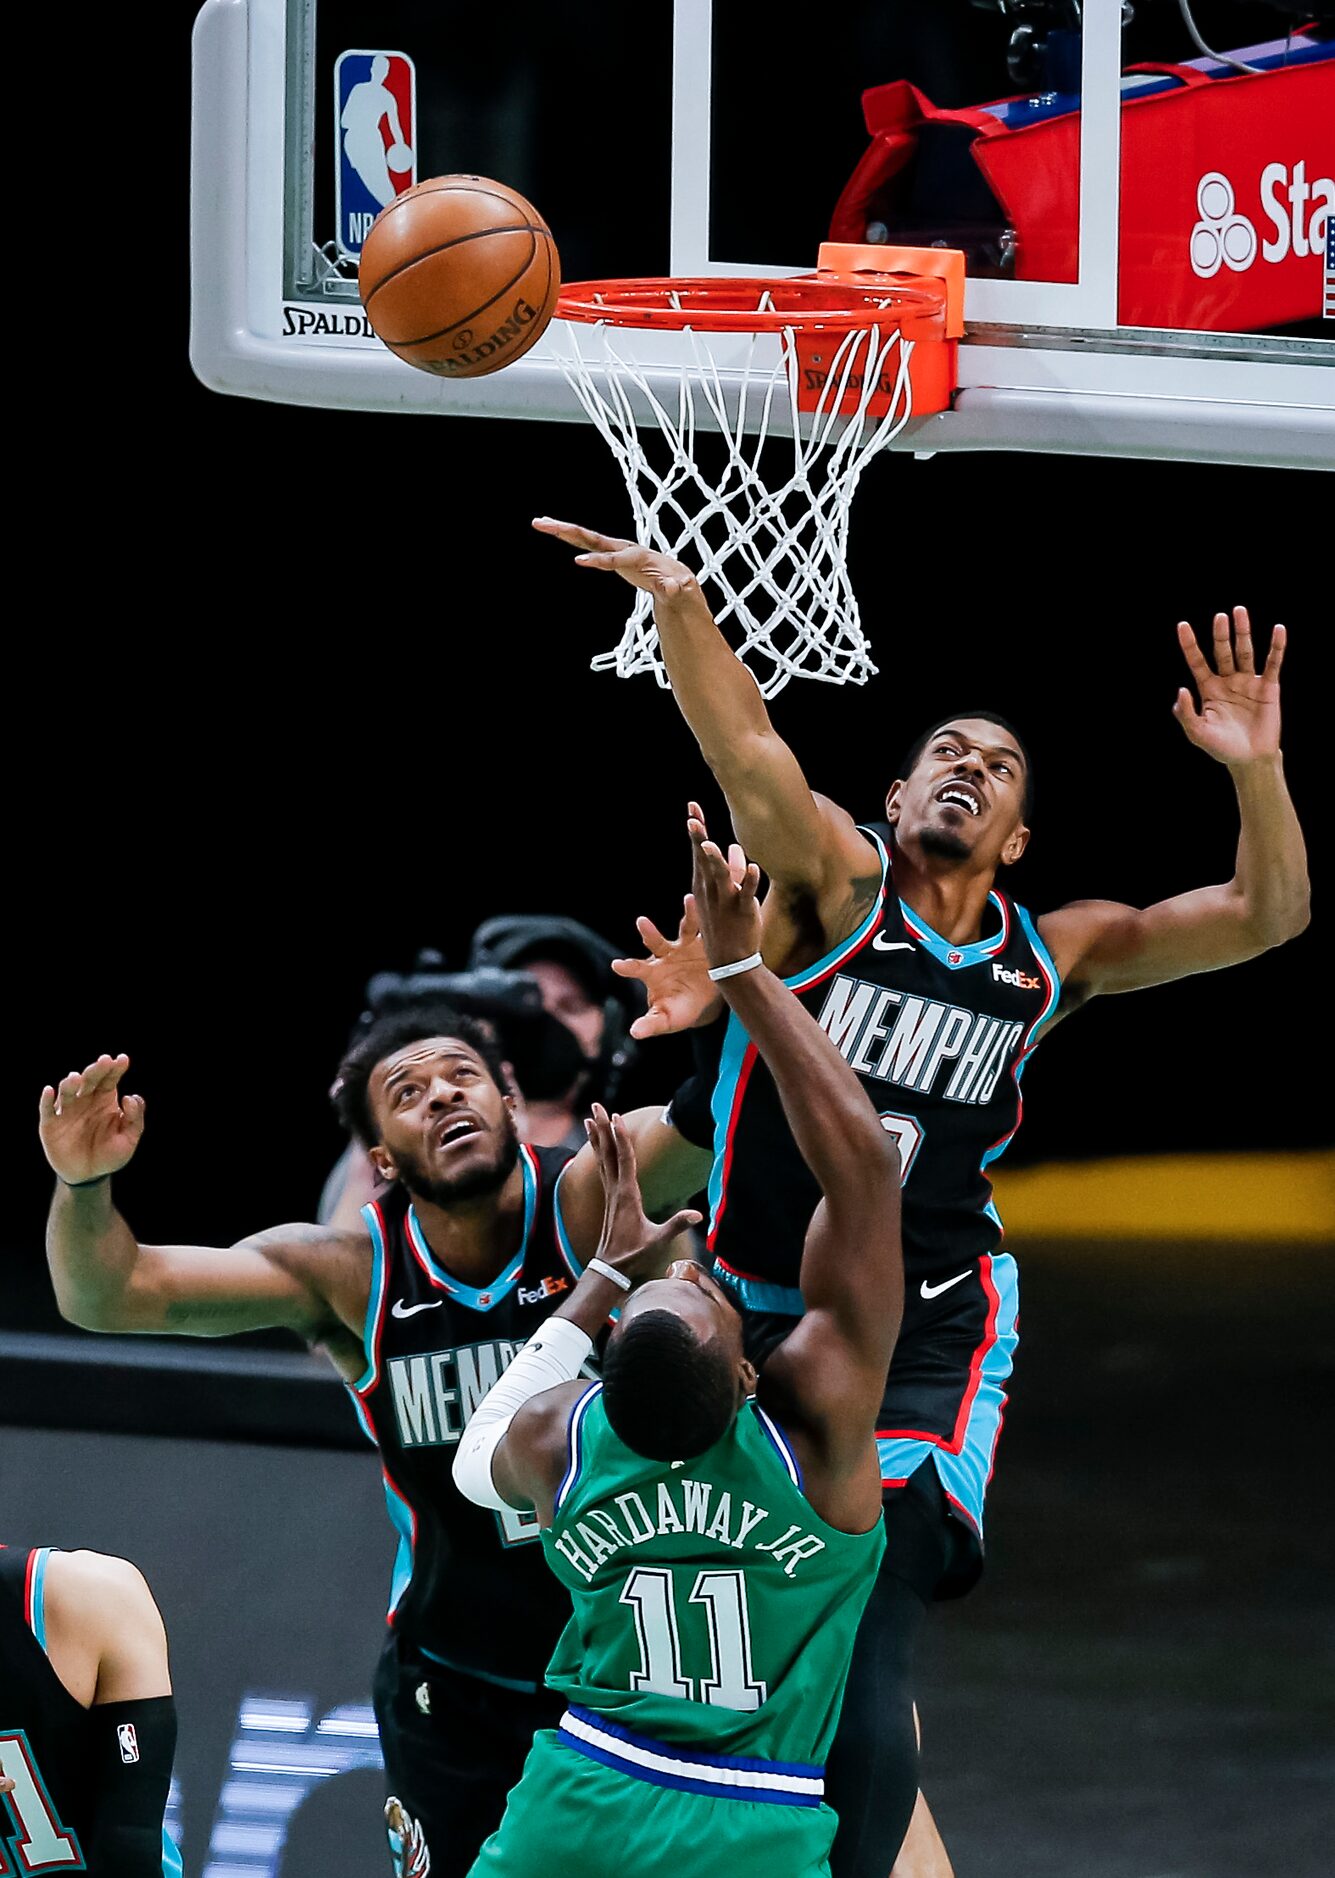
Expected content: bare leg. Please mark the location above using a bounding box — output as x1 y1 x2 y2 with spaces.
890 1711 954 1878
890 1791 954 1878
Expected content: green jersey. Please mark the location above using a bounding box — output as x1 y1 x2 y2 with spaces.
542 1384 885 1780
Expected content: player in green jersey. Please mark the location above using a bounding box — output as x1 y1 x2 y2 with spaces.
451 804 905 1877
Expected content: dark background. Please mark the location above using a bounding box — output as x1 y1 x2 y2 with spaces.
8 0 1327 1322
1 6 1328 1876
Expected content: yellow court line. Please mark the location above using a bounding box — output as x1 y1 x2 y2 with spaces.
991 1150 1335 1242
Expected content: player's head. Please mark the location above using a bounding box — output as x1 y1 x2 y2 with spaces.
887 712 1033 871
371 54 390 82
601 1262 756 1462
332 1009 519 1205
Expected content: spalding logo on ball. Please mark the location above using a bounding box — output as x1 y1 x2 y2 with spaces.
358 174 561 378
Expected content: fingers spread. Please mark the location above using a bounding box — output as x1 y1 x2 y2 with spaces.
1176 621 1210 685
1211 610 1235 675
635 914 672 959
1232 605 1255 674
1263 621 1287 682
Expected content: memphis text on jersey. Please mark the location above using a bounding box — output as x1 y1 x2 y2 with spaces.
388 1338 526 1449
554 1478 827 1585
814 972 1031 1100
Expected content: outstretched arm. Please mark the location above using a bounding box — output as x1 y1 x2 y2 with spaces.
534 519 878 924
685 809 902 1472
41 1055 354 1342
1042 610 1310 1002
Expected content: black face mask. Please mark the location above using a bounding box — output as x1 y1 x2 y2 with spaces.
503 1006 588 1101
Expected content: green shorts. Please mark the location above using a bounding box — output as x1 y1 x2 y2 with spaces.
468 1726 837 1878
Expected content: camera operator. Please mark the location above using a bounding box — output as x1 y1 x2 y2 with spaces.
318 918 644 1229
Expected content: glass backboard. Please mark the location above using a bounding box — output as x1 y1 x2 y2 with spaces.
190 0 1334 466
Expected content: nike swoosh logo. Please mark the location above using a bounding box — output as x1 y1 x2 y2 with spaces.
391 1298 444 1319
920 1271 971 1300
873 935 914 952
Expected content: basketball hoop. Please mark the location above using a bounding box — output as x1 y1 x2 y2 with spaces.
553 245 964 697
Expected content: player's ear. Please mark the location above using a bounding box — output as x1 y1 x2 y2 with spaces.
368 1144 397 1182
739 1356 758 1397
1000 821 1030 867
884 779 905 826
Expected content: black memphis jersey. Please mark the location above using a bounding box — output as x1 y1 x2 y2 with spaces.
708 826 1060 1301
347 1144 590 1688
1 1547 94 1872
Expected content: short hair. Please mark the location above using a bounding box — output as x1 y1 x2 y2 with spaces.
601 1309 737 1462
332 1007 509 1148
899 710 1035 819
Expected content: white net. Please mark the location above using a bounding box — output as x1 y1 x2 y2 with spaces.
553 311 916 698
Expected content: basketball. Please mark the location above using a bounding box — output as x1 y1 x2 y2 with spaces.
358 174 560 379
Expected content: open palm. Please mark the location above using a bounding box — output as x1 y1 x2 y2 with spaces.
38 1055 145 1185
1174 608 1285 766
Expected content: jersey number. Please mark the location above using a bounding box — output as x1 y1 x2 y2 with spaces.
0 1732 85 1873
878 1110 924 1181
619 1567 767 1711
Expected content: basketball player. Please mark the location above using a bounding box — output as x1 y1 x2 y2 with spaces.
536 519 1311 1876
38 1012 707 1878
452 810 902 1877
1 1544 182 1874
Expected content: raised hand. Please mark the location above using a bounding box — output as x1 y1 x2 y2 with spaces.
39 1055 145 1186
586 1103 701 1280
687 803 762 972
612 898 722 1040
1174 608 1286 767
532 517 696 599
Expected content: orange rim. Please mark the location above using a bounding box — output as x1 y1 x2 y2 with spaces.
555 274 942 334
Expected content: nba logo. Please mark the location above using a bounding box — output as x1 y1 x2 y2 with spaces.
117 1723 140 1764
334 50 417 259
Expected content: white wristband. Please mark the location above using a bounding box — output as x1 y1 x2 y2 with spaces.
587 1257 632 1292
451 1315 594 1511
708 951 763 982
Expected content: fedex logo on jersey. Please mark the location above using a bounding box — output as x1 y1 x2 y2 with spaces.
334 50 417 258
519 1274 569 1305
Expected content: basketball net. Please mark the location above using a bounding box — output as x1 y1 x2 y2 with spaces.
552 310 912 698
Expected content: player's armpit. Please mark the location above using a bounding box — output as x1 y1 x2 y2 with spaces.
1040 885 1279 1000
42 1553 171 1708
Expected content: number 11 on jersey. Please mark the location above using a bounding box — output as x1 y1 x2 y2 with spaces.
620 1567 767 1711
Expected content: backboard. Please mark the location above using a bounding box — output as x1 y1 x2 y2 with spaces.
190 0 1334 467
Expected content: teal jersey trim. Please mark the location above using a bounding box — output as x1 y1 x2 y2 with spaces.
352 1202 389 1392
29 1545 52 1652
553 1162 585 1281
898 890 1011 970
405 1145 538 1311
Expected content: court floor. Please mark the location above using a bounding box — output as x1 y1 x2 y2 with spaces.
915 1238 1333 1878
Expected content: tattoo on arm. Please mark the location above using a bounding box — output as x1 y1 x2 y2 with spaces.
163 1299 273 1329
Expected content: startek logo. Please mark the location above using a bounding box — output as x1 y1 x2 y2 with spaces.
519 1275 570 1305
1190 163 1333 279
992 962 1042 990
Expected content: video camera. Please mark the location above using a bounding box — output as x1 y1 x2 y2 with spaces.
359 917 643 1107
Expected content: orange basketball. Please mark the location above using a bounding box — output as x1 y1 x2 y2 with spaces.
358 175 560 379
